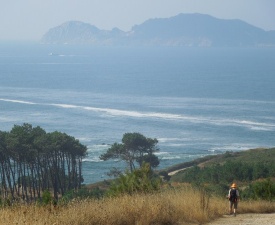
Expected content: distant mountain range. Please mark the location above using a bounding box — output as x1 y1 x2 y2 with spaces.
41 13 275 47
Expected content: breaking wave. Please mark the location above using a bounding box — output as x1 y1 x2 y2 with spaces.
1 98 275 131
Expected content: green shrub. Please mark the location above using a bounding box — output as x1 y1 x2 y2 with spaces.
242 178 275 201
60 187 105 204
42 190 52 205
107 163 162 197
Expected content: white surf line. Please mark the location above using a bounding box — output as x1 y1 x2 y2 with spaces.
51 103 194 120
51 103 275 130
0 98 37 105
1 98 275 130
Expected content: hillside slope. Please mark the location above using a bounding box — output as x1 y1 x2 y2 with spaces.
160 147 275 182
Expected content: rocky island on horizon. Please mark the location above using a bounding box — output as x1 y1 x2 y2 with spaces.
41 13 275 47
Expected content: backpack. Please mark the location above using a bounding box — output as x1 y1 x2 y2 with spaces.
229 188 238 202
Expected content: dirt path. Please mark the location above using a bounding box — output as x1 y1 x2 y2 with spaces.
168 166 193 176
206 213 275 225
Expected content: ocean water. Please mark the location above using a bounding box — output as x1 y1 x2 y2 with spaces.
0 42 275 184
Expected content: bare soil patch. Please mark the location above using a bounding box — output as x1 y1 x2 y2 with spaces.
206 213 275 225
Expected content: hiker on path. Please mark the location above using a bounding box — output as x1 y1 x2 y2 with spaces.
227 183 240 216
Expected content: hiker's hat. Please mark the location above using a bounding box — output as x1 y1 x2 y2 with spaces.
231 183 237 188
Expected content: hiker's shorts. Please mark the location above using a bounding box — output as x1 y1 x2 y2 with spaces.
229 200 238 209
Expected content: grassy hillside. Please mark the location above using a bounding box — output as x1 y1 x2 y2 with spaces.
1 185 275 225
161 148 275 173
165 148 275 199
198 147 275 165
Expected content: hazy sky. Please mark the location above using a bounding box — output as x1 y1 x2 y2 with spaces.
1 0 275 40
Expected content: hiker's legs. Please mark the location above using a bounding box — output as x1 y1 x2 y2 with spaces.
229 201 233 214
233 201 238 216
229 201 237 215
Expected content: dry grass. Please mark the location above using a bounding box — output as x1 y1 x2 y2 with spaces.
1 185 275 225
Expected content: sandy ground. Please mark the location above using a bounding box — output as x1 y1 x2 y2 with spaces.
205 213 275 225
